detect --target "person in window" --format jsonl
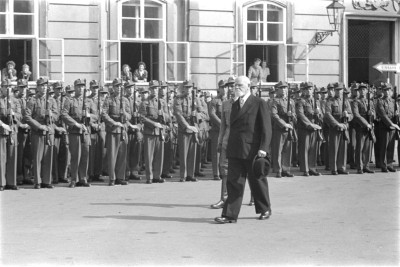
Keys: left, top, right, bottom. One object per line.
{"left": 133, "top": 62, "right": 148, "bottom": 83}
{"left": 20, "top": 64, "right": 32, "bottom": 81}
{"left": 247, "top": 58, "right": 261, "bottom": 83}
{"left": 260, "top": 60, "right": 270, "bottom": 82}
{"left": 2, "top": 61, "right": 17, "bottom": 82}
{"left": 121, "top": 64, "right": 133, "bottom": 82}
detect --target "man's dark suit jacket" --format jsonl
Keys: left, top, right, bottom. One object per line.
{"left": 226, "top": 94, "right": 272, "bottom": 161}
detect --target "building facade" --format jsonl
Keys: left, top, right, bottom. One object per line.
{"left": 0, "top": 0, "right": 399, "bottom": 90}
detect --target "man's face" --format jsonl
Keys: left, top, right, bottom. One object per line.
{"left": 36, "top": 84, "right": 47, "bottom": 95}
{"left": 125, "top": 86, "right": 133, "bottom": 96}
{"left": 18, "top": 87, "right": 27, "bottom": 98}
{"left": 113, "top": 84, "right": 122, "bottom": 96}
{"left": 91, "top": 87, "right": 99, "bottom": 97}
{"left": 360, "top": 88, "right": 367, "bottom": 97}
{"left": 327, "top": 88, "right": 334, "bottom": 97}
{"left": 160, "top": 87, "right": 167, "bottom": 96}
{"left": 251, "top": 87, "right": 258, "bottom": 96}
{"left": 142, "top": 91, "right": 149, "bottom": 100}
{"left": 234, "top": 77, "right": 250, "bottom": 97}
{"left": 75, "top": 85, "right": 85, "bottom": 96}
{"left": 277, "top": 87, "right": 288, "bottom": 98}
{"left": 334, "top": 89, "right": 343, "bottom": 98}
{"left": 150, "top": 87, "right": 159, "bottom": 97}
{"left": 303, "top": 87, "right": 313, "bottom": 98}
{"left": 54, "top": 88, "right": 62, "bottom": 98}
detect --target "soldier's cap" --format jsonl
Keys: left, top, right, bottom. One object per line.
{"left": 382, "top": 82, "right": 392, "bottom": 90}
{"left": 275, "top": 81, "right": 288, "bottom": 89}
{"left": 314, "top": 86, "right": 320, "bottom": 93}
{"left": 319, "top": 87, "right": 328, "bottom": 94}
{"left": 300, "top": 81, "right": 314, "bottom": 89}
{"left": 250, "top": 81, "right": 259, "bottom": 89}
{"left": 74, "top": 78, "right": 86, "bottom": 87}
{"left": 334, "top": 82, "right": 345, "bottom": 90}
{"left": 350, "top": 82, "right": 360, "bottom": 90}
{"left": 226, "top": 76, "right": 235, "bottom": 85}
{"left": 182, "top": 80, "right": 194, "bottom": 87}
{"left": 149, "top": 80, "right": 159, "bottom": 88}
{"left": 6, "top": 60, "right": 15, "bottom": 67}
{"left": 139, "top": 87, "right": 149, "bottom": 93}
{"left": 358, "top": 83, "right": 368, "bottom": 89}
{"left": 47, "top": 87, "right": 55, "bottom": 94}
{"left": 112, "top": 78, "right": 122, "bottom": 86}
{"left": 252, "top": 154, "right": 271, "bottom": 178}
{"left": 99, "top": 86, "right": 109, "bottom": 94}
{"left": 327, "top": 83, "right": 335, "bottom": 89}
{"left": 52, "top": 81, "right": 63, "bottom": 89}
{"left": 36, "top": 76, "right": 49, "bottom": 86}
{"left": 124, "top": 80, "right": 135, "bottom": 88}
{"left": 17, "top": 79, "right": 28, "bottom": 87}
{"left": 89, "top": 80, "right": 99, "bottom": 89}
{"left": 159, "top": 81, "right": 168, "bottom": 88}
{"left": 218, "top": 79, "right": 226, "bottom": 88}
{"left": 65, "top": 85, "right": 74, "bottom": 92}
{"left": 28, "top": 89, "right": 36, "bottom": 96}
{"left": 291, "top": 84, "right": 301, "bottom": 93}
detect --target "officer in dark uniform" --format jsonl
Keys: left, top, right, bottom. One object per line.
{"left": 296, "top": 82, "right": 322, "bottom": 176}
{"left": 173, "top": 80, "right": 199, "bottom": 182}
{"left": 52, "top": 81, "right": 69, "bottom": 184}
{"left": 324, "top": 82, "right": 353, "bottom": 175}
{"left": 25, "top": 77, "right": 58, "bottom": 189}
{"left": 102, "top": 78, "right": 131, "bottom": 185}
{"left": 140, "top": 80, "right": 170, "bottom": 183}
{"left": 62, "top": 79, "right": 95, "bottom": 187}
{"left": 376, "top": 83, "right": 400, "bottom": 172}
{"left": 351, "top": 83, "right": 375, "bottom": 174}
{"left": 0, "top": 79, "right": 22, "bottom": 190}
{"left": 270, "top": 81, "right": 296, "bottom": 178}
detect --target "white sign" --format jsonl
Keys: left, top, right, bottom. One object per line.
{"left": 372, "top": 62, "right": 400, "bottom": 73}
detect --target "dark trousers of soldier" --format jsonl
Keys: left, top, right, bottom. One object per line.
{"left": 144, "top": 134, "right": 164, "bottom": 180}
{"left": 298, "top": 129, "right": 318, "bottom": 173}
{"left": 218, "top": 148, "right": 228, "bottom": 201}
{"left": 355, "top": 127, "right": 372, "bottom": 170}
{"left": 127, "top": 133, "right": 142, "bottom": 176}
{"left": 378, "top": 125, "right": 395, "bottom": 170}
{"left": 89, "top": 131, "right": 106, "bottom": 177}
{"left": 31, "top": 133, "right": 53, "bottom": 184}
{"left": 195, "top": 143, "right": 202, "bottom": 174}
{"left": 291, "top": 133, "right": 298, "bottom": 167}
{"left": 209, "top": 131, "right": 220, "bottom": 177}
{"left": 0, "top": 134, "right": 18, "bottom": 186}
{"left": 17, "top": 130, "right": 29, "bottom": 181}
{"left": 106, "top": 133, "right": 127, "bottom": 181}
{"left": 162, "top": 140, "right": 173, "bottom": 175}
{"left": 374, "top": 123, "right": 381, "bottom": 168}
{"left": 52, "top": 134, "right": 69, "bottom": 182}
{"left": 328, "top": 128, "right": 347, "bottom": 172}
{"left": 322, "top": 123, "right": 330, "bottom": 169}
{"left": 348, "top": 124, "right": 357, "bottom": 168}
{"left": 271, "top": 129, "right": 292, "bottom": 173}
{"left": 223, "top": 158, "right": 271, "bottom": 220}
{"left": 178, "top": 131, "right": 196, "bottom": 179}
{"left": 69, "top": 134, "right": 90, "bottom": 183}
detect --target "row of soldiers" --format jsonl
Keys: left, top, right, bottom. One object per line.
{"left": 0, "top": 76, "right": 213, "bottom": 190}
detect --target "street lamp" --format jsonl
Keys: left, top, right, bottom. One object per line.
{"left": 314, "top": 0, "right": 345, "bottom": 44}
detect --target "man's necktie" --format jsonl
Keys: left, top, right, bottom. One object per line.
{"left": 239, "top": 97, "right": 244, "bottom": 108}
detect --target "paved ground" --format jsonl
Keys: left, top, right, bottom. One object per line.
{"left": 1, "top": 164, "right": 399, "bottom": 266}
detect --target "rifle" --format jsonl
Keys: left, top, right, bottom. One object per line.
{"left": 6, "top": 87, "right": 14, "bottom": 146}
{"left": 44, "top": 86, "right": 52, "bottom": 146}
{"left": 341, "top": 91, "right": 350, "bottom": 141}
{"left": 81, "top": 87, "right": 90, "bottom": 143}
{"left": 287, "top": 86, "right": 297, "bottom": 142}
{"left": 190, "top": 83, "right": 199, "bottom": 144}
{"left": 59, "top": 90, "right": 69, "bottom": 145}
{"left": 120, "top": 85, "right": 126, "bottom": 141}
{"left": 313, "top": 89, "right": 325, "bottom": 142}
{"left": 258, "top": 81, "right": 261, "bottom": 98}
{"left": 157, "top": 80, "right": 166, "bottom": 142}
{"left": 98, "top": 87, "right": 102, "bottom": 125}
{"left": 367, "top": 85, "right": 376, "bottom": 143}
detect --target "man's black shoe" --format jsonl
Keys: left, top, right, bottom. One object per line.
{"left": 282, "top": 171, "right": 294, "bottom": 177}
{"left": 41, "top": 183, "right": 54, "bottom": 189}
{"left": 161, "top": 173, "right": 172, "bottom": 179}
{"left": 0, "top": 186, "right": 3, "bottom": 191}
{"left": 276, "top": 172, "right": 282, "bottom": 178}
{"left": 210, "top": 200, "right": 225, "bottom": 209}
{"left": 58, "top": 178, "right": 69, "bottom": 183}
{"left": 109, "top": 180, "right": 115, "bottom": 186}
{"left": 303, "top": 172, "right": 309, "bottom": 177}
{"left": 115, "top": 179, "right": 128, "bottom": 185}
{"left": 23, "top": 179, "right": 34, "bottom": 185}
{"left": 76, "top": 181, "right": 91, "bottom": 187}
{"left": 258, "top": 210, "right": 271, "bottom": 220}
{"left": 146, "top": 180, "right": 152, "bottom": 184}
{"left": 152, "top": 178, "right": 165, "bottom": 183}
{"left": 357, "top": 169, "right": 363, "bottom": 174}
{"left": 331, "top": 171, "right": 338, "bottom": 175}
{"left": 130, "top": 174, "right": 141, "bottom": 180}
{"left": 363, "top": 168, "right": 374, "bottom": 174}
{"left": 4, "top": 185, "right": 19, "bottom": 190}
{"left": 214, "top": 217, "right": 237, "bottom": 224}
{"left": 186, "top": 176, "right": 198, "bottom": 182}
{"left": 309, "top": 170, "right": 321, "bottom": 176}
{"left": 69, "top": 181, "right": 76, "bottom": 188}
{"left": 381, "top": 168, "right": 388, "bottom": 173}
{"left": 194, "top": 172, "right": 205, "bottom": 177}
{"left": 213, "top": 175, "right": 221, "bottom": 180}
{"left": 387, "top": 166, "right": 397, "bottom": 172}
{"left": 337, "top": 170, "right": 349, "bottom": 175}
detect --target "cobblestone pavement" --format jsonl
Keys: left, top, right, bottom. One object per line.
{"left": 1, "top": 164, "right": 399, "bottom": 266}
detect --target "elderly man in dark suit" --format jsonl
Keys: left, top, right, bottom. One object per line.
{"left": 214, "top": 76, "right": 272, "bottom": 224}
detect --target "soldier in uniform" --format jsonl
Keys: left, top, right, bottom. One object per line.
{"left": 347, "top": 83, "right": 359, "bottom": 169}
{"left": 139, "top": 80, "right": 170, "bottom": 183}
{"left": 295, "top": 82, "right": 323, "bottom": 176}
{"left": 376, "top": 83, "right": 400, "bottom": 172}
{"left": 373, "top": 84, "right": 383, "bottom": 168}
{"left": 173, "top": 80, "right": 199, "bottom": 182}
{"left": 322, "top": 83, "right": 335, "bottom": 170}
{"left": 0, "top": 79, "right": 22, "bottom": 190}
{"left": 61, "top": 79, "right": 95, "bottom": 188}
{"left": 102, "top": 78, "right": 131, "bottom": 185}
{"left": 160, "top": 81, "right": 174, "bottom": 179}
{"left": 351, "top": 83, "right": 376, "bottom": 174}
{"left": 324, "top": 82, "right": 353, "bottom": 175}
{"left": 194, "top": 88, "right": 210, "bottom": 178}
{"left": 125, "top": 80, "right": 143, "bottom": 181}
{"left": 270, "top": 81, "right": 296, "bottom": 178}
{"left": 25, "top": 77, "right": 58, "bottom": 189}
{"left": 52, "top": 81, "right": 69, "bottom": 184}
{"left": 15, "top": 78, "right": 33, "bottom": 185}
{"left": 208, "top": 80, "right": 227, "bottom": 180}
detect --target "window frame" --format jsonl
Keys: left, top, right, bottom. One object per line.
{"left": 0, "top": 0, "right": 38, "bottom": 38}
{"left": 118, "top": 0, "right": 166, "bottom": 42}
{"left": 36, "top": 38, "right": 65, "bottom": 83}
{"left": 164, "top": 41, "right": 190, "bottom": 83}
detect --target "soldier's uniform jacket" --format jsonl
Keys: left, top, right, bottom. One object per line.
{"left": 139, "top": 95, "right": 170, "bottom": 136}
{"left": 61, "top": 95, "right": 97, "bottom": 134}
{"left": 324, "top": 97, "right": 353, "bottom": 129}
{"left": 0, "top": 95, "right": 22, "bottom": 140}
{"left": 127, "top": 94, "right": 142, "bottom": 134}
{"left": 197, "top": 96, "right": 210, "bottom": 143}
{"left": 209, "top": 97, "right": 225, "bottom": 132}
{"left": 88, "top": 95, "right": 105, "bottom": 132}
{"left": 376, "top": 96, "right": 398, "bottom": 129}
{"left": 351, "top": 97, "right": 376, "bottom": 129}
{"left": 16, "top": 96, "right": 31, "bottom": 133}
{"left": 271, "top": 97, "right": 297, "bottom": 130}
{"left": 54, "top": 95, "right": 67, "bottom": 134}
{"left": 102, "top": 94, "right": 131, "bottom": 134}
{"left": 173, "top": 94, "right": 198, "bottom": 133}
{"left": 217, "top": 98, "right": 235, "bottom": 150}
{"left": 25, "top": 94, "right": 58, "bottom": 135}
{"left": 295, "top": 97, "right": 322, "bottom": 130}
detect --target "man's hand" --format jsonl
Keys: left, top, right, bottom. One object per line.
{"left": 257, "top": 150, "right": 266, "bottom": 158}
{"left": 392, "top": 124, "right": 400, "bottom": 131}
{"left": 367, "top": 124, "right": 372, "bottom": 129}
{"left": 114, "top": 122, "right": 124, "bottom": 128}
{"left": 19, "top": 123, "right": 29, "bottom": 129}
{"left": 154, "top": 122, "right": 163, "bottom": 128}
{"left": 39, "top": 125, "right": 48, "bottom": 132}
{"left": 188, "top": 126, "right": 198, "bottom": 133}
{"left": 285, "top": 123, "right": 293, "bottom": 130}
{"left": 313, "top": 124, "right": 322, "bottom": 131}
{"left": 343, "top": 110, "right": 349, "bottom": 118}
{"left": 1, "top": 124, "right": 12, "bottom": 132}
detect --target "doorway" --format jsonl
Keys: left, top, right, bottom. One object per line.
{"left": 246, "top": 44, "right": 278, "bottom": 82}
{"left": 0, "top": 39, "right": 33, "bottom": 79}
{"left": 121, "top": 42, "right": 159, "bottom": 81}
{"left": 348, "top": 20, "right": 394, "bottom": 85}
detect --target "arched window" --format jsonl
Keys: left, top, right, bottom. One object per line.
{"left": 120, "top": 0, "right": 166, "bottom": 40}
{"left": 0, "top": 0, "right": 36, "bottom": 36}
